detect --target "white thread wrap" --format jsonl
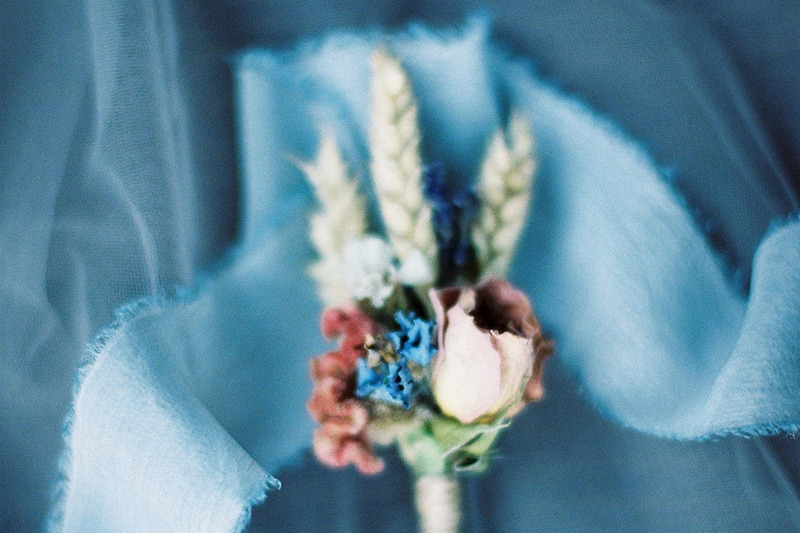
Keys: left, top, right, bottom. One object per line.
{"left": 414, "top": 475, "right": 461, "bottom": 533}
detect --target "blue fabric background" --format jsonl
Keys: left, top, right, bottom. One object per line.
{"left": 1, "top": 1, "right": 799, "bottom": 531}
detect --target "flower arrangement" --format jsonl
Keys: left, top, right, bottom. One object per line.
{"left": 303, "top": 49, "right": 552, "bottom": 533}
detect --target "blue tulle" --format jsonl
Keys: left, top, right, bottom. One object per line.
{"left": 3, "top": 5, "right": 797, "bottom": 532}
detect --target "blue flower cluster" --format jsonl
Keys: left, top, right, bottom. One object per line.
{"left": 422, "top": 163, "right": 479, "bottom": 278}
{"left": 387, "top": 312, "right": 437, "bottom": 366}
{"left": 356, "top": 312, "right": 437, "bottom": 409}
{"left": 355, "top": 358, "right": 416, "bottom": 409}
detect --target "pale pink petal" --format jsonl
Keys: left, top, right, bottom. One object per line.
{"left": 310, "top": 352, "right": 349, "bottom": 380}
{"left": 432, "top": 305, "right": 502, "bottom": 424}
{"left": 320, "top": 401, "right": 369, "bottom": 436}
{"left": 321, "top": 418, "right": 359, "bottom": 437}
{"left": 429, "top": 286, "right": 466, "bottom": 376}
{"left": 342, "top": 400, "right": 370, "bottom": 433}
{"left": 524, "top": 338, "right": 553, "bottom": 402}
{"left": 320, "top": 308, "right": 347, "bottom": 338}
{"left": 312, "top": 430, "right": 384, "bottom": 475}
{"left": 310, "top": 309, "right": 384, "bottom": 475}
{"left": 320, "top": 307, "right": 379, "bottom": 366}
{"left": 486, "top": 332, "right": 533, "bottom": 416}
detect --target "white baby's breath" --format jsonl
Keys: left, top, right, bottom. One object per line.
{"left": 396, "top": 249, "right": 434, "bottom": 287}
{"left": 472, "top": 111, "right": 537, "bottom": 278}
{"left": 343, "top": 236, "right": 396, "bottom": 308}
{"left": 300, "top": 130, "right": 368, "bottom": 306}
{"left": 369, "top": 49, "right": 437, "bottom": 279}
{"left": 341, "top": 235, "right": 435, "bottom": 308}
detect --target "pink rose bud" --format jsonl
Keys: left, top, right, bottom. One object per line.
{"left": 430, "top": 279, "right": 551, "bottom": 424}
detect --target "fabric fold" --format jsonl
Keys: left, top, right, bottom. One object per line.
{"left": 497, "top": 54, "right": 800, "bottom": 437}
{"left": 51, "top": 15, "right": 800, "bottom": 532}
{"left": 53, "top": 299, "right": 279, "bottom": 532}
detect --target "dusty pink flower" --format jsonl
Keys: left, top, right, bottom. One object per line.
{"left": 320, "top": 307, "right": 379, "bottom": 366}
{"left": 430, "top": 279, "right": 552, "bottom": 424}
{"left": 312, "top": 429, "right": 385, "bottom": 475}
{"left": 307, "top": 308, "right": 384, "bottom": 475}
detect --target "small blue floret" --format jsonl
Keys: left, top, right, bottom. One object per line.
{"left": 354, "top": 312, "right": 437, "bottom": 409}
{"left": 388, "top": 311, "right": 437, "bottom": 366}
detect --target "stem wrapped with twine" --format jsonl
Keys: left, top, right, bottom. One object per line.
{"left": 415, "top": 475, "right": 461, "bottom": 533}
{"left": 396, "top": 425, "right": 463, "bottom": 533}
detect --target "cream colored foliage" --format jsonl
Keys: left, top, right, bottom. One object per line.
{"left": 369, "top": 49, "right": 437, "bottom": 277}
{"left": 473, "top": 111, "right": 537, "bottom": 278}
{"left": 299, "top": 130, "right": 368, "bottom": 306}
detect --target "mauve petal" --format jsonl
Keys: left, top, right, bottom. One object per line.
{"left": 475, "top": 278, "right": 538, "bottom": 337}
{"left": 525, "top": 337, "right": 553, "bottom": 402}
{"left": 524, "top": 377, "right": 544, "bottom": 402}
{"left": 433, "top": 305, "right": 502, "bottom": 423}
{"left": 475, "top": 279, "right": 553, "bottom": 408}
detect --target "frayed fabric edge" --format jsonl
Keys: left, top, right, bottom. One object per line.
{"left": 235, "top": 473, "right": 283, "bottom": 533}
{"left": 46, "top": 16, "right": 800, "bottom": 530}
{"left": 47, "top": 296, "right": 168, "bottom": 532}
{"left": 489, "top": 45, "right": 756, "bottom": 295}
{"left": 488, "top": 47, "right": 800, "bottom": 442}
{"left": 46, "top": 235, "right": 287, "bottom": 532}
{"left": 233, "top": 13, "right": 491, "bottom": 71}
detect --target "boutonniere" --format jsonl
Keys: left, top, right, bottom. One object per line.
{"left": 303, "top": 49, "right": 552, "bottom": 533}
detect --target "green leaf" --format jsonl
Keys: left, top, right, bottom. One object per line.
{"left": 397, "top": 424, "right": 448, "bottom": 477}
{"left": 429, "top": 415, "right": 508, "bottom": 458}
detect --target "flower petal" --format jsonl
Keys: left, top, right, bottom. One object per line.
{"left": 474, "top": 278, "right": 537, "bottom": 336}
{"left": 432, "top": 305, "right": 502, "bottom": 423}
{"left": 429, "top": 286, "right": 466, "bottom": 375}
{"left": 486, "top": 332, "right": 533, "bottom": 417}
{"left": 397, "top": 248, "right": 434, "bottom": 286}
